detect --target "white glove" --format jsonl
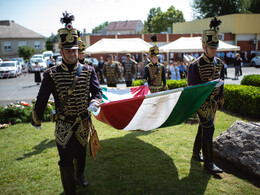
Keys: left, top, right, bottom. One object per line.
{"left": 88, "top": 102, "right": 99, "bottom": 112}
{"left": 144, "top": 82, "right": 148, "bottom": 86}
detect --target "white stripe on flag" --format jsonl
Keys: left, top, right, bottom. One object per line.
{"left": 124, "top": 91, "right": 182, "bottom": 131}
{"left": 104, "top": 88, "right": 133, "bottom": 101}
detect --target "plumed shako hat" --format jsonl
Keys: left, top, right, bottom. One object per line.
{"left": 149, "top": 34, "right": 159, "bottom": 57}
{"left": 201, "top": 17, "right": 222, "bottom": 48}
{"left": 58, "top": 11, "right": 78, "bottom": 49}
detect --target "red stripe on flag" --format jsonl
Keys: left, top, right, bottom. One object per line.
{"left": 95, "top": 96, "right": 145, "bottom": 129}
{"left": 130, "top": 85, "right": 150, "bottom": 97}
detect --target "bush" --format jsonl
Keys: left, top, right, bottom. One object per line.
{"left": 167, "top": 79, "right": 187, "bottom": 89}
{"left": 0, "top": 100, "right": 55, "bottom": 125}
{"left": 241, "top": 74, "right": 260, "bottom": 87}
{"left": 132, "top": 79, "right": 144, "bottom": 86}
{"left": 223, "top": 84, "right": 260, "bottom": 119}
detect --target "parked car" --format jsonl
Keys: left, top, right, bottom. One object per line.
{"left": 56, "top": 56, "right": 62, "bottom": 65}
{"left": 85, "top": 57, "right": 98, "bottom": 66}
{"left": 12, "top": 57, "right": 25, "bottom": 69}
{"left": 28, "top": 58, "right": 47, "bottom": 72}
{"left": 0, "top": 61, "right": 21, "bottom": 78}
{"left": 32, "top": 54, "right": 44, "bottom": 61}
{"left": 43, "top": 51, "right": 53, "bottom": 62}
{"left": 251, "top": 56, "right": 260, "bottom": 67}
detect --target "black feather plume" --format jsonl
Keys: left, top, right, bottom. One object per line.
{"left": 150, "top": 34, "right": 157, "bottom": 42}
{"left": 60, "top": 11, "right": 75, "bottom": 25}
{"left": 77, "top": 30, "right": 82, "bottom": 37}
{"left": 209, "top": 17, "right": 221, "bottom": 29}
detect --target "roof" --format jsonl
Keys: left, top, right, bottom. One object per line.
{"left": 106, "top": 20, "right": 142, "bottom": 31}
{"left": 0, "top": 20, "right": 45, "bottom": 39}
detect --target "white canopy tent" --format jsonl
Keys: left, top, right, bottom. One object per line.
{"left": 84, "top": 38, "right": 153, "bottom": 54}
{"left": 160, "top": 37, "right": 240, "bottom": 53}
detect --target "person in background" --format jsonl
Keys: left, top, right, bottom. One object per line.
{"left": 187, "top": 17, "right": 224, "bottom": 174}
{"left": 143, "top": 35, "right": 167, "bottom": 93}
{"left": 47, "top": 56, "right": 55, "bottom": 68}
{"left": 170, "top": 62, "right": 180, "bottom": 80}
{"left": 179, "top": 62, "right": 187, "bottom": 79}
{"left": 223, "top": 60, "right": 228, "bottom": 78}
{"left": 98, "top": 56, "right": 105, "bottom": 84}
{"left": 142, "top": 53, "right": 150, "bottom": 77}
{"left": 103, "top": 54, "right": 121, "bottom": 87}
{"left": 123, "top": 53, "right": 137, "bottom": 87}
{"left": 31, "top": 12, "right": 102, "bottom": 194}
{"left": 234, "top": 53, "right": 242, "bottom": 79}
{"left": 34, "top": 61, "right": 41, "bottom": 85}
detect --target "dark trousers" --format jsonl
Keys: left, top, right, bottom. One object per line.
{"left": 126, "top": 81, "right": 132, "bottom": 87}
{"left": 57, "top": 133, "right": 86, "bottom": 168}
{"left": 193, "top": 111, "right": 215, "bottom": 164}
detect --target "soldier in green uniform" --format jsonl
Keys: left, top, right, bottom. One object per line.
{"left": 187, "top": 17, "right": 224, "bottom": 173}
{"left": 143, "top": 35, "right": 167, "bottom": 93}
{"left": 31, "top": 12, "right": 102, "bottom": 194}
{"left": 103, "top": 54, "right": 121, "bottom": 87}
{"left": 123, "top": 53, "right": 137, "bottom": 87}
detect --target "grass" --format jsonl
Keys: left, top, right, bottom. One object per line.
{"left": 0, "top": 110, "right": 259, "bottom": 194}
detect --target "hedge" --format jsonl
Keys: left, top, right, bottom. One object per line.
{"left": 223, "top": 84, "right": 260, "bottom": 119}
{"left": 241, "top": 74, "right": 260, "bottom": 87}
{"left": 132, "top": 79, "right": 187, "bottom": 89}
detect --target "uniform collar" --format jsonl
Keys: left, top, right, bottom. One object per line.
{"left": 61, "top": 60, "right": 78, "bottom": 72}
{"left": 202, "top": 53, "right": 214, "bottom": 63}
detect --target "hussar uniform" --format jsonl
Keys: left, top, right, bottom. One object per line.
{"left": 123, "top": 53, "right": 137, "bottom": 87}
{"left": 103, "top": 54, "right": 121, "bottom": 87}
{"left": 187, "top": 17, "right": 224, "bottom": 173}
{"left": 31, "top": 11, "right": 102, "bottom": 194}
{"left": 143, "top": 35, "right": 167, "bottom": 93}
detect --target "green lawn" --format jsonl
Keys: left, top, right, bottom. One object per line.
{"left": 0, "top": 110, "right": 259, "bottom": 194}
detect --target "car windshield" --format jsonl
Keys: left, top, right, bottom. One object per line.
{"left": 43, "top": 53, "right": 52, "bottom": 58}
{"left": 0, "top": 62, "right": 15, "bottom": 67}
{"left": 13, "top": 58, "right": 23, "bottom": 62}
{"left": 32, "top": 55, "right": 42, "bottom": 59}
{"left": 31, "top": 59, "right": 44, "bottom": 63}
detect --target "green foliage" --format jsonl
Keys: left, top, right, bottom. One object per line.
{"left": 92, "top": 21, "right": 109, "bottom": 34}
{"left": 0, "top": 101, "right": 55, "bottom": 125}
{"left": 241, "top": 74, "right": 260, "bottom": 87}
{"left": 223, "top": 84, "right": 260, "bottom": 119}
{"left": 132, "top": 79, "right": 144, "bottom": 86}
{"left": 167, "top": 79, "right": 187, "bottom": 89}
{"left": 45, "top": 43, "right": 53, "bottom": 51}
{"left": 18, "top": 46, "right": 35, "bottom": 61}
{"left": 144, "top": 6, "right": 185, "bottom": 33}
{"left": 191, "top": 0, "right": 252, "bottom": 19}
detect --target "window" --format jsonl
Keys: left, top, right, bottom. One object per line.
{"left": 34, "top": 41, "right": 40, "bottom": 49}
{"left": 4, "top": 42, "right": 12, "bottom": 50}
{"left": 18, "top": 41, "right": 27, "bottom": 47}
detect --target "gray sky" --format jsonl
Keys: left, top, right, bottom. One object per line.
{"left": 0, "top": 0, "right": 193, "bottom": 37}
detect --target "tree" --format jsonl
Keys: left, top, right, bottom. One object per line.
{"left": 18, "top": 46, "right": 35, "bottom": 61}
{"left": 92, "top": 21, "right": 109, "bottom": 34}
{"left": 144, "top": 6, "right": 185, "bottom": 33}
{"left": 249, "top": 0, "right": 260, "bottom": 13}
{"left": 191, "top": 0, "right": 253, "bottom": 19}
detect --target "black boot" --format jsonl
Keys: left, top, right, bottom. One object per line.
{"left": 202, "top": 141, "right": 223, "bottom": 173}
{"left": 60, "top": 166, "right": 76, "bottom": 195}
{"left": 192, "top": 126, "right": 204, "bottom": 162}
{"left": 75, "top": 153, "right": 88, "bottom": 187}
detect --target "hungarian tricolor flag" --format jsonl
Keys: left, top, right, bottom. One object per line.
{"left": 94, "top": 81, "right": 222, "bottom": 131}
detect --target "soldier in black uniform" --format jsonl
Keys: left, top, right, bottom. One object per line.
{"left": 31, "top": 11, "right": 102, "bottom": 194}
{"left": 143, "top": 35, "right": 167, "bottom": 93}
{"left": 187, "top": 17, "right": 224, "bottom": 173}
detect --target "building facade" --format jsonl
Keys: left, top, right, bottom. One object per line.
{"left": 0, "top": 20, "right": 45, "bottom": 59}
{"left": 106, "top": 20, "right": 144, "bottom": 35}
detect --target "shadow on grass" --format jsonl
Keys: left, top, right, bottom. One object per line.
{"left": 16, "top": 139, "right": 56, "bottom": 161}
{"left": 77, "top": 131, "right": 211, "bottom": 194}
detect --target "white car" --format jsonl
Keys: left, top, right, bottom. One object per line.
{"left": 28, "top": 58, "right": 47, "bottom": 72}
{"left": 32, "top": 54, "right": 44, "bottom": 61}
{"left": 0, "top": 61, "right": 21, "bottom": 78}
{"left": 43, "top": 51, "right": 53, "bottom": 62}
{"left": 251, "top": 56, "right": 260, "bottom": 67}
{"left": 56, "top": 56, "right": 62, "bottom": 65}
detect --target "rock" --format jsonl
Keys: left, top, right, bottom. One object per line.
{"left": 213, "top": 120, "right": 260, "bottom": 177}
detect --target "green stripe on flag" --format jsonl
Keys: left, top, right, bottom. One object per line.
{"left": 101, "top": 87, "right": 108, "bottom": 103}
{"left": 160, "top": 81, "right": 217, "bottom": 127}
